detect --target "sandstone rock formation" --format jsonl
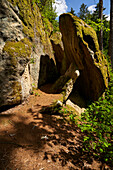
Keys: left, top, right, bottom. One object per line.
{"left": 52, "top": 13, "right": 109, "bottom": 105}
{"left": 0, "top": 0, "right": 57, "bottom": 108}
{"left": 50, "top": 32, "right": 66, "bottom": 75}
{"left": 0, "top": 0, "right": 109, "bottom": 110}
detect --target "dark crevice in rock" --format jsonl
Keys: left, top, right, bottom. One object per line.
{"left": 0, "top": 9, "right": 6, "bottom": 16}
{"left": 3, "top": 36, "right": 8, "bottom": 42}
{"left": 12, "top": 15, "right": 18, "bottom": 22}
{"left": 28, "top": 64, "right": 30, "bottom": 74}
{"left": 15, "top": 5, "right": 27, "bottom": 26}
{"left": 94, "top": 54, "right": 99, "bottom": 63}
{"left": 9, "top": 2, "right": 19, "bottom": 16}
{"left": 82, "top": 31, "right": 96, "bottom": 52}
{"left": 29, "top": 37, "right": 33, "bottom": 42}
{"left": 19, "top": 16, "right": 27, "bottom": 26}
{"left": 19, "top": 70, "right": 24, "bottom": 76}
{"left": 38, "top": 55, "right": 58, "bottom": 87}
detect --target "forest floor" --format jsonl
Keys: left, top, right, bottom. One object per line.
{"left": 0, "top": 84, "right": 111, "bottom": 170}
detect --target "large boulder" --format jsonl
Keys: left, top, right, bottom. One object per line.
{"left": 52, "top": 13, "right": 109, "bottom": 105}
{"left": 0, "top": 0, "right": 57, "bottom": 108}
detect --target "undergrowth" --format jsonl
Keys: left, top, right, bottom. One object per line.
{"left": 41, "top": 63, "right": 113, "bottom": 167}
{"left": 69, "top": 66, "right": 113, "bottom": 166}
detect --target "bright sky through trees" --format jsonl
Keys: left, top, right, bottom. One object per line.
{"left": 54, "top": 0, "right": 110, "bottom": 19}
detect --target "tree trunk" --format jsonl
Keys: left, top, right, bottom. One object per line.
{"left": 109, "top": 0, "right": 113, "bottom": 68}
{"left": 99, "top": 0, "right": 103, "bottom": 51}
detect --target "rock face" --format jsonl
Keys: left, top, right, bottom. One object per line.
{"left": 52, "top": 13, "right": 109, "bottom": 105}
{"left": 0, "top": 2, "right": 109, "bottom": 109}
{"left": 0, "top": 0, "right": 57, "bottom": 108}
{"left": 50, "top": 32, "right": 66, "bottom": 75}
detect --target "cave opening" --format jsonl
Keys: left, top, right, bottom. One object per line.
{"left": 38, "top": 54, "right": 59, "bottom": 88}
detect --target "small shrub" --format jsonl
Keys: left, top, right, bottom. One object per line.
{"left": 30, "top": 58, "right": 35, "bottom": 64}
{"left": 35, "top": 92, "right": 40, "bottom": 96}
{"left": 69, "top": 66, "right": 113, "bottom": 166}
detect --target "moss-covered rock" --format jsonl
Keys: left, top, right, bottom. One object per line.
{"left": 6, "top": 0, "right": 54, "bottom": 58}
{"left": 10, "top": 81, "right": 22, "bottom": 105}
{"left": 0, "top": 38, "right": 32, "bottom": 107}
{"left": 55, "top": 13, "right": 109, "bottom": 104}
{"left": 3, "top": 38, "right": 32, "bottom": 66}
{"left": 0, "top": 0, "right": 56, "bottom": 108}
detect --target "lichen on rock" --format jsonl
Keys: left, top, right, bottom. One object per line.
{"left": 52, "top": 13, "right": 109, "bottom": 105}
{"left": 0, "top": 0, "right": 109, "bottom": 109}
{"left": 0, "top": 0, "right": 57, "bottom": 108}
{"left": 10, "top": 81, "right": 22, "bottom": 105}
{"left": 3, "top": 38, "right": 32, "bottom": 65}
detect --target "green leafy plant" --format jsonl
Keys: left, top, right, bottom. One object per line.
{"left": 35, "top": 92, "right": 40, "bottom": 96}
{"left": 30, "top": 58, "right": 35, "bottom": 64}
{"left": 69, "top": 64, "right": 113, "bottom": 166}
{"left": 77, "top": 3, "right": 110, "bottom": 51}
{"left": 32, "top": 0, "right": 59, "bottom": 32}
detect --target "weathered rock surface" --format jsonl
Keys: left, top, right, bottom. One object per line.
{"left": 50, "top": 32, "right": 66, "bottom": 75}
{"left": 0, "top": 1, "right": 109, "bottom": 110}
{"left": 0, "top": 0, "right": 57, "bottom": 108}
{"left": 52, "top": 63, "right": 80, "bottom": 103}
{"left": 52, "top": 13, "right": 109, "bottom": 105}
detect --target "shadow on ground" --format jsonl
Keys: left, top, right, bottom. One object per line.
{"left": 0, "top": 103, "right": 111, "bottom": 169}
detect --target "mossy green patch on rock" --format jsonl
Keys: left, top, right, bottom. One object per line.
{"left": 94, "top": 52, "right": 109, "bottom": 87}
{"left": 0, "top": 0, "right": 57, "bottom": 109}
{"left": 3, "top": 38, "right": 32, "bottom": 65}
{"left": 61, "top": 13, "right": 99, "bottom": 52}
{"left": 7, "top": 0, "right": 36, "bottom": 39}
{"left": 10, "top": 81, "right": 22, "bottom": 105}
{"left": 7, "top": 0, "right": 54, "bottom": 59}
{"left": 51, "top": 32, "right": 63, "bottom": 45}
{"left": 42, "top": 17, "right": 53, "bottom": 36}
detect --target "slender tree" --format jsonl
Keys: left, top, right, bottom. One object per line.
{"left": 99, "top": 0, "right": 103, "bottom": 51}
{"left": 91, "top": 3, "right": 109, "bottom": 52}
{"left": 77, "top": 3, "right": 91, "bottom": 21}
{"left": 109, "top": 0, "right": 113, "bottom": 68}
{"left": 69, "top": 7, "right": 76, "bottom": 16}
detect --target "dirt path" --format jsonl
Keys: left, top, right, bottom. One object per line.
{"left": 0, "top": 86, "right": 111, "bottom": 170}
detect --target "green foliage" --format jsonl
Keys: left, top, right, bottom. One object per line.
{"left": 70, "top": 64, "right": 113, "bottom": 165}
{"left": 86, "top": 18, "right": 110, "bottom": 51}
{"left": 77, "top": 3, "right": 110, "bottom": 52}
{"left": 77, "top": 3, "right": 91, "bottom": 21}
{"left": 30, "top": 58, "right": 35, "bottom": 64}
{"left": 32, "top": 0, "right": 59, "bottom": 32}
{"left": 86, "top": 18, "right": 109, "bottom": 32}
{"left": 86, "top": 3, "right": 110, "bottom": 51}
{"left": 69, "top": 7, "right": 76, "bottom": 16}
{"left": 35, "top": 92, "right": 40, "bottom": 96}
